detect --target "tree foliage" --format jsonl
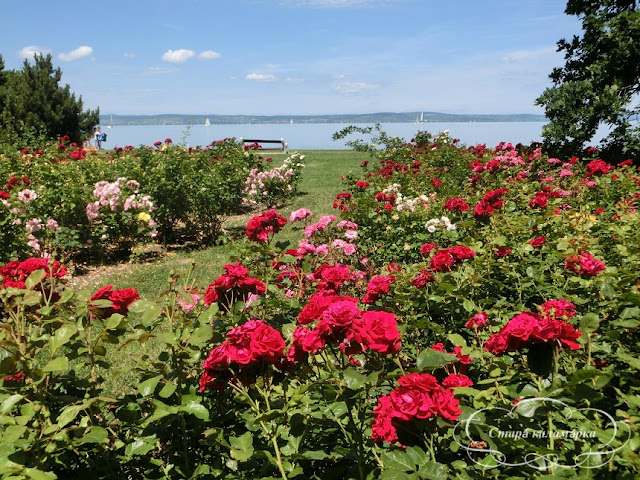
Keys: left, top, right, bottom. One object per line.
{"left": 0, "top": 53, "right": 99, "bottom": 144}
{"left": 536, "top": 0, "right": 640, "bottom": 161}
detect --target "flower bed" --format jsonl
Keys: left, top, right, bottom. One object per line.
{"left": 0, "top": 130, "right": 639, "bottom": 479}
{"left": 0, "top": 137, "right": 305, "bottom": 263}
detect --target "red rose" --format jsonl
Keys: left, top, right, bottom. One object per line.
{"left": 249, "top": 321, "right": 286, "bottom": 364}
{"left": 473, "top": 188, "right": 507, "bottom": 218}
{"left": 397, "top": 372, "right": 440, "bottom": 391}
{"left": 540, "top": 299, "right": 576, "bottom": 319}
{"left": 453, "top": 346, "right": 471, "bottom": 365}
{"left": 322, "top": 300, "right": 362, "bottom": 329}
{"left": 565, "top": 252, "right": 606, "bottom": 276}
{"left": 362, "top": 275, "right": 396, "bottom": 304}
{"left": 90, "top": 285, "right": 113, "bottom": 301}
{"left": 443, "top": 197, "right": 469, "bottom": 212}
{"left": 350, "top": 310, "right": 401, "bottom": 355}
{"left": 298, "top": 293, "right": 336, "bottom": 324}
{"left": 529, "top": 235, "right": 546, "bottom": 248}
{"left": 447, "top": 245, "right": 476, "bottom": 261}
{"left": 298, "top": 327, "right": 326, "bottom": 353}
{"left": 18, "top": 258, "right": 67, "bottom": 278}
{"left": 466, "top": 312, "right": 489, "bottom": 330}
{"left": 534, "top": 317, "right": 582, "bottom": 349}
{"left": 485, "top": 333, "right": 509, "bottom": 355}
{"left": 246, "top": 209, "right": 287, "bottom": 243}
{"left": 529, "top": 192, "right": 548, "bottom": 209}
{"left": 420, "top": 243, "right": 438, "bottom": 255}
{"left": 371, "top": 396, "right": 399, "bottom": 444}
{"left": 501, "top": 312, "right": 538, "bottom": 342}
{"left": 109, "top": 288, "right": 140, "bottom": 312}
{"left": 586, "top": 159, "right": 613, "bottom": 176}
{"left": 432, "top": 387, "right": 462, "bottom": 421}
{"left": 225, "top": 263, "right": 249, "bottom": 279}
{"left": 410, "top": 270, "right": 434, "bottom": 288}
{"left": 442, "top": 374, "right": 473, "bottom": 388}
{"left": 430, "top": 250, "right": 456, "bottom": 272}
{"left": 389, "top": 386, "right": 433, "bottom": 420}
{"left": 495, "top": 246, "right": 512, "bottom": 257}
{"left": 202, "top": 343, "right": 231, "bottom": 370}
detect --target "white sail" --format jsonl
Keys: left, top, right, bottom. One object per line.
{"left": 204, "top": 118, "right": 211, "bottom": 126}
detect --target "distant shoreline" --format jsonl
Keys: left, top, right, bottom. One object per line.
{"left": 100, "top": 112, "right": 546, "bottom": 127}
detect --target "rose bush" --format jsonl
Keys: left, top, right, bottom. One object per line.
{"left": 1, "top": 128, "right": 639, "bottom": 478}
{"left": 0, "top": 137, "right": 304, "bottom": 263}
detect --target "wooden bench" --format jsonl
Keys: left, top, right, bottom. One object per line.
{"left": 240, "top": 138, "right": 288, "bottom": 154}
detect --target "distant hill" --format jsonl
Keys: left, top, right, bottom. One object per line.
{"left": 100, "top": 112, "right": 546, "bottom": 126}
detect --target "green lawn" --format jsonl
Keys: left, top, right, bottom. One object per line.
{"left": 71, "top": 149, "right": 369, "bottom": 299}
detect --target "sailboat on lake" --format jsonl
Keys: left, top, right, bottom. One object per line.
{"left": 415, "top": 111, "right": 424, "bottom": 125}
{"left": 204, "top": 118, "right": 211, "bottom": 126}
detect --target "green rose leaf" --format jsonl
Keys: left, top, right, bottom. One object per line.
{"left": 1, "top": 394, "right": 23, "bottom": 414}
{"left": 125, "top": 436, "right": 157, "bottom": 457}
{"left": 106, "top": 313, "right": 125, "bottom": 330}
{"left": 416, "top": 349, "right": 458, "bottom": 370}
{"left": 197, "top": 304, "right": 219, "bottom": 325}
{"left": 579, "top": 313, "right": 600, "bottom": 333}
{"left": 138, "top": 375, "right": 162, "bottom": 397}
{"left": 3, "top": 425, "right": 27, "bottom": 443}
{"left": 25, "top": 269, "right": 47, "bottom": 290}
{"left": 382, "top": 450, "right": 415, "bottom": 472}
{"left": 23, "top": 468, "right": 57, "bottom": 480}
{"left": 343, "top": 367, "right": 367, "bottom": 390}
{"left": 182, "top": 400, "right": 210, "bottom": 421}
{"left": 229, "top": 432, "right": 254, "bottom": 462}
{"left": 50, "top": 324, "right": 78, "bottom": 356}
{"left": 189, "top": 324, "right": 213, "bottom": 347}
{"left": 57, "top": 405, "right": 84, "bottom": 428}
{"left": 43, "top": 356, "right": 69, "bottom": 372}
{"left": 158, "top": 382, "right": 177, "bottom": 398}
{"left": 77, "top": 426, "right": 109, "bottom": 444}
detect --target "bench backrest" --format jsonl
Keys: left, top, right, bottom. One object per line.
{"left": 240, "top": 138, "right": 288, "bottom": 153}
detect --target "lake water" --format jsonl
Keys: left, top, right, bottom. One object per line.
{"left": 101, "top": 122, "right": 554, "bottom": 150}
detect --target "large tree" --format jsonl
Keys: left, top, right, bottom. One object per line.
{"left": 536, "top": 0, "right": 640, "bottom": 161}
{"left": 0, "top": 54, "right": 99, "bottom": 144}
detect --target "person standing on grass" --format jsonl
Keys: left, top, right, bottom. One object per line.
{"left": 94, "top": 126, "right": 104, "bottom": 149}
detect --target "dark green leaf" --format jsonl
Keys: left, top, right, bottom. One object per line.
{"left": 416, "top": 349, "right": 458, "bottom": 370}
{"left": 43, "top": 356, "right": 69, "bottom": 372}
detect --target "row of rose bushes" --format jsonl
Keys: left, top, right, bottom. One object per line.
{"left": 1, "top": 130, "right": 639, "bottom": 478}
{"left": 0, "top": 137, "right": 304, "bottom": 264}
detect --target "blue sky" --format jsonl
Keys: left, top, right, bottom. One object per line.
{"left": 0, "top": 0, "right": 581, "bottom": 116}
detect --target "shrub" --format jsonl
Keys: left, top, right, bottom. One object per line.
{"left": 1, "top": 128, "right": 639, "bottom": 479}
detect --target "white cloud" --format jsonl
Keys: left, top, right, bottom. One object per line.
{"left": 198, "top": 50, "right": 222, "bottom": 60}
{"left": 246, "top": 73, "right": 278, "bottom": 82}
{"left": 124, "top": 52, "right": 136, "bottom": 59}
{"left": 19, "top": 45, "right": 51, "bottom": 59}
{"left": 285, "top": 77, "right": 305, "bottom": 83}
{"left": 143, "top": 66, "right": 179, "bottom": 75}
{"left": 161, "top": 49, "right": 195, "bottom": 64}
{"left": 332, "top": 81, "right": 379, "bottom": 94}
{"left": 58, "top": 46, "right": 93, "bottom": 62}
{"left": 501, "top": 46, "right": 556, "bottom": 64}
